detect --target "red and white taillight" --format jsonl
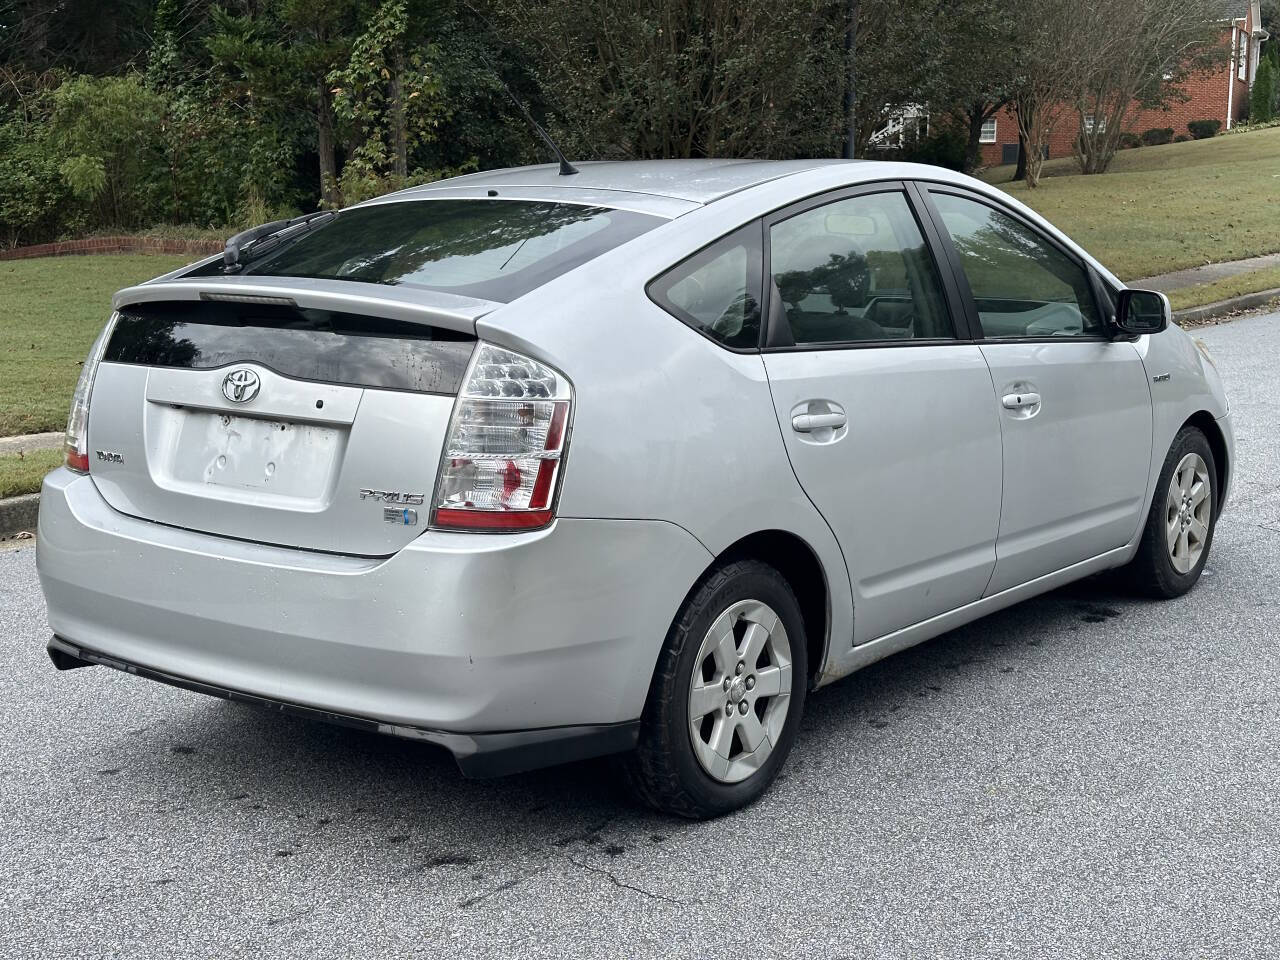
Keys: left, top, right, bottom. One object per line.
{"left": 64, "top": 313, "right": 118, "bottom": 473}
{"left": 431, "top": 343, "right": 572, "bottom": 532}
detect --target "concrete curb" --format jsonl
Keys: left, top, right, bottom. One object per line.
{"left": 0, "top": 493, "right": 39, "bottom": 542}
{"left": 1174, "top": 288, "right": 1280, "bottom": 326}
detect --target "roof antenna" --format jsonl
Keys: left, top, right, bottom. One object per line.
{"left": 480, "top": 55, "right": 578, "bottom": 176}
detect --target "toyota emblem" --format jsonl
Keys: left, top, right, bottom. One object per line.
{"left": 222, "top": 368, "right": 261, "bottom": 403}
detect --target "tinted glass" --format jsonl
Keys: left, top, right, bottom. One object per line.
{"left": 106, "top": 301, "right": 474, "bottom": 394}
{"left": 769, "top": 191, "right": 953, "bottom": 344}
{"left": 648, "top": 225, "right": 762, "bottom": 349}
{"left": 200, "top": 200, "right": 662, "bottom": 303}
{"left": 931, "top": 192, "right": 1102, "bottom": 338}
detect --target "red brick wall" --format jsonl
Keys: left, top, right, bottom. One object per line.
{"left": 979, "top": 22, "right": 1246, "bottom": 166}
{"left": 0, "top": 235, "right": 222, "bottom": 261}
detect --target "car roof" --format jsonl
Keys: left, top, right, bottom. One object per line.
{"left": 393, "top": 158, "right": 866, "bottom": 205}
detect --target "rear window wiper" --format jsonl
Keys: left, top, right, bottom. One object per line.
{"left": 222, "top": 210, "right": 338, "bottom": 273}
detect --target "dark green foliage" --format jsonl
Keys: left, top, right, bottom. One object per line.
{"left": 0, "top": 118, "right": 67, "bottom": 247}
{"left": 1174, "top": 134, "right": 1191, "bottom": 142}
{"left": 1250, "top": 56, "right": 1276, "bottom": 124}
{"left": 1187, "top": 119, "right": 1222, "bottom": 139}
{"left": 1118, "top": 132, "right": 1143, "bottom": 149}
{"left": 486, "top": 0, "right": 850, "bottom": 160}
{"left": 898, "top": 125, "right": 969, "bottom": 170}
{"left": 0, "top": 0, "right": 1252, "bottom": 239}
{"left": 1141, "top": 127, "right": 1174, "bottom": 145}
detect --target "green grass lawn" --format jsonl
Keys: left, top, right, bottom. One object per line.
{"left": 984, "top": 127, "right": 1280, "bottom": 281}
{"left": 0, "top": 254, "right": 192, "bottom": 436}
{"left": 0, "top": 448, "right": 63, "bottom": 498}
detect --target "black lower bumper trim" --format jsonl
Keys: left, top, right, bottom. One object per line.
{"left": 47, "top": 636, "right": 639, "bottom": 778}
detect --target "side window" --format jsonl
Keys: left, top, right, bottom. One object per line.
{"left": 768, "top": 191, "right": 953, "bottom": 345}
{"left": 648, "top": 224, "right": 762, "bottom": 349}
{"left": 931, "top": 192, "right": 1102, "bottom": 339}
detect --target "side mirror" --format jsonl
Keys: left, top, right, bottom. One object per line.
{"left": 1114, "top": 288, "right": 1170, "bottom": 337}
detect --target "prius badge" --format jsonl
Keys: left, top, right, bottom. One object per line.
{"left": 222, "top": 368, "right": 261, "bottom": 403}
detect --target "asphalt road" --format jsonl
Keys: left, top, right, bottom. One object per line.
{"left": 3, "top": 312, "right": 1279, "bottom": 960}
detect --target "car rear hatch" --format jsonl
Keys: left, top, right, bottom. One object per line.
{"left": 88, "top": 278, "right": 487, "bottom": 556}
{"left": 84, "top": 197, "right": 667, "bottom": 555}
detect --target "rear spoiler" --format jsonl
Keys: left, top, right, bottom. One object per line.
{"left": 112, "top": 277, "right": 499, "bottom": 337}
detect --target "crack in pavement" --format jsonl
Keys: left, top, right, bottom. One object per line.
{"left": 457, "top": 867, "right": 548, "bottom": 909}
{"left": 562, "top": 854, "right": 685, "bottom": 906}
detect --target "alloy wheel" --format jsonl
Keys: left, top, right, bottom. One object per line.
{"left": 1165, "top": 452, "right": 1212, "bottom": 575}
{"left": 687, "top": 599, "right": 793, "bottom": 784}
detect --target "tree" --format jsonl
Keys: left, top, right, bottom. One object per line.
{"left": 845, "top": 0, "right": 945, "bottom": 155}
{"left": 1009, "top": 0, "right": 1086, "bottom": 187}
{"left": 45, "top": 74, "right": 170, "bottom": 228}
{"left": 0, "top": 0, "right": 153, "bottom": 75}
{"left": 1251, "top": 54, "right": 1276, "bottom": 123}
{"left": 1073, "top": 0, "right": 1223, "bottom": 175}
{"left": 487, "top": 0, "right": 848, "bottom": 160}
{"left": 328, "top": 0, "right": 450, "bottom": 203}
{"left": 926, "top": 0, "right": 1022, "bottom": 172}
{"left": 207, "top": 0, "right": 364, "bottom": 209}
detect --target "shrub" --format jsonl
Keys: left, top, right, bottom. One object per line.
{"left": 899, "top": 125, "right": 968, "bottom": 171}
{"left": 1187, "top": 119, "right": 1222, "bottom": 139}
{"left": 0, "top": 122, "right": 68, "bottom": 248}
{"left": 1118, "top": 132, "right": 1142, "bottom": 149}
{"left": 1174, "top": 134, "right": 1191, "bottom": 142}
{"left": 1141, "top": 127, "right": 1174, "bottom": 145}
{"left": 1250, "top": 56, "right": 1276, "bottom": 124}
{"left": 45, "top": 74, "right": 169, "bottom": 229}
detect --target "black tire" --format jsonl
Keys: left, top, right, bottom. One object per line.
{"left": 1125, "top": 426, "right": 1218, "bottom": 599}
{"left": 622, "top": 559, "right": 808, "bottom": 820}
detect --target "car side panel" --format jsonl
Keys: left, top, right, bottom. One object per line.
{"left": 476, "top": 221, "right": 855, "bottom": 679}
{"left": 1130, "top": 325, "right": 1233, "bottom": 521}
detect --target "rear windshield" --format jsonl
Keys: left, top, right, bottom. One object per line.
{"left": 106, "top": 302, "right": 474, "bottom": 394}
{"left": 197, "top": 199, "right": 662, "bottom": 303}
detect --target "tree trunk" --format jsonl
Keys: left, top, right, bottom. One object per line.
{"left": 389, "top": 45, "right": 408, "bottom": 180}
{"left": 964, "top": 103, "right": 986, "bottom": 174}
{"left": 842, "top": 0, "right": 860, "bottom": 159}
{"left": 1013, "top": 128, "right": 1028, "bottom": 181}
{"left": 316, "top": 78, "right": 341, "bottom": 207}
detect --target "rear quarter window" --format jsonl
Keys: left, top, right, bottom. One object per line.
{"left": 647, "top": 224, "right": 764, "bottom": 350}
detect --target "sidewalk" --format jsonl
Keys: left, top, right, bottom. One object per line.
{"left": 0, "top": 432, "right": 61, "bottom": 455}
{"left": 1134, "top": 252, "right": 1280, "bottom": 293}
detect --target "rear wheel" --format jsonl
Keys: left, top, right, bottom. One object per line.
{"left": 623, "top": 559, "right": 808, "bottom": 819}
{"left": 1126, "top": 426, "right": 1218, "bottom": 598}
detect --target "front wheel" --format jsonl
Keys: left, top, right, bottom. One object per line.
{"left": 622, "top": 559, "right": 808, "bottom": 819}
{"left": 1126, "top": 426, "right": 1218, "bottom": 598}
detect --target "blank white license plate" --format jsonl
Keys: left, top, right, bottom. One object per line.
{"left": 170, "top": 410, "right": 343, "bottom": 499}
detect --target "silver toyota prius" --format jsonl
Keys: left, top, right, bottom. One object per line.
{"left": 37, "top": 159, "right": 1233, "bottom": 819}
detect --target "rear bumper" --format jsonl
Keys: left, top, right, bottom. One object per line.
{"left": 37, "top": 469, "right": 711, "bottom": 774}
{"left": 46, "top": 636, "right": 638, "bottom": 777}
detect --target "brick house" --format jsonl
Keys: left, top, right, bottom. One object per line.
{"left": 979, "top": 0, "right": 1271, "bottom": 166}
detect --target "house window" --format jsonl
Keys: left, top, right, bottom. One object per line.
{"left": 1084, "top": 114, "right": 1105, "bottom": 134}
{"left": 1237, "top": 30, "right": 1247, "bottom": 80}
{"left": 979, "top": 119, "right": 997, "bottom": 143}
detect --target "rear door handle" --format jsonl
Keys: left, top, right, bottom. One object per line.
{"left": 1001, "top": 392, "right": 1041, "bottom": 409}
{"left": 792, "top": 412, "right": 847, "bottom": 432}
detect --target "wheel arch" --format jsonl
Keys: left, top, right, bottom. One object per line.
{"left": 710, "top": 529, "right": 831, "bottom": 689}
{"left": 1182, "top": 410, "right": 1230, "bottom": 510}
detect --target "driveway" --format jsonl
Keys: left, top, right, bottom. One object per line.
{"left": 3, "top": 312, "right": 1279, "bottom": 959}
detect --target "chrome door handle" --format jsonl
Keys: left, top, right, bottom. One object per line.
{"left": 1001, "top": 392, "right": 1041, "bottom": 409}
{"left": 792, "top": 412, "right": 847, "bottom": 432}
